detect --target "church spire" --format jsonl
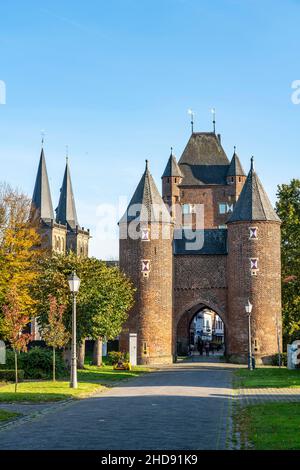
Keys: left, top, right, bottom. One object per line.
{"left": 31, "top": 148, "right": 54, "bottom": 223}
{"left": 56, "top": 158, "right": 79, "bottom": 230}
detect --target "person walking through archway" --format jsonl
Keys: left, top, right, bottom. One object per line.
{"left": 197, "top": 338, "right": 203, "bottom": 356}
{"left": 204, "top": 341, "right": 210, "bottom": 357}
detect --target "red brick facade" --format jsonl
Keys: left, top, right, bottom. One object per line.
{"left": 119, "top": 135, "right": 282, "bottom": 365}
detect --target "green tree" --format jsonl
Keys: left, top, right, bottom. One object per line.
{"left": 42, "top": 296, "right": 70, "bottom": 381}
{"left": 276, "top": 179, "right": 300, "bottom": 346}
{"left": 35, "top": 253, "right": 135, "bottom": 366}
{"left": 2, "top": 288, "right": 32, "bottom": 391}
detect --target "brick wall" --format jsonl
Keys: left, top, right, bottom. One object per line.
{"left": 173, "top": 254, "right": 228, "bottom": 355}
{"left": 227, "top": 220, "right": 282, "bottom": 364}
{"left": 119, "top": 222, "right": 173, "bottom": 365}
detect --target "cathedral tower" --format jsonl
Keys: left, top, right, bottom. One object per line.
{"left": 56, "top": 159, "right": 90, "bottom": 256}
{"left": 31, "top": 148, "right": 67, "bottom": 253}
{"left": 227, "top": 158, "right": 282, "bottom": 364}
{"left": 119, "top": 161, "right": 173, "bottom": 364}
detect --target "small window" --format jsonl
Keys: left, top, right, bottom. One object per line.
{"left": 218, "top": 224, "right": 227, "bottom": 229}
{"left": 142, "top": 342, "right": 148, "bottom": 355}
{"left": 219, "top": 203, "right": 227, "bottom": 214}
{"left": 249, "top": 227, "right": 258, "bottom": 240}
{"left": 182, "top": 204, "right": 190, "bottom": 215}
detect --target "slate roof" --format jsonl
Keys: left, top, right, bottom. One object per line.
{"left": 31, "top": 149, "right": 54, "bottom": 222}
{"left": 119, "top": 160, "right": 171, "bottom": 224}
{"left": 55, "top": 160, "right": 79, "bottom": 230}
{"left": 178, "top": 133, "right": 230, "bottom": 185}
{"left": 174, "top": 229, "right": 228, "bottom": 255}
{"left": 228, "top": 158, "right": 281, "bottom": 223}
{"left": 227, "top": 151, "right": 245, "bottom": 177}
{"left": 162, "top": 152, "right": 183, "bottom": 178}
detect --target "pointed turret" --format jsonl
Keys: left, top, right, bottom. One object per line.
{"left": 227, "top": 149, "right": 245, "bottom": 178}
{"left": 228, "top": 157, "right": 281, "bottom": 223}
{"left": 162, "top": 150, "right": 183, "bottom": 210}
{"left": 31, "top": 148, "right": 54, "bottom": 222}
{"left": 120, "top": 160, "right": 170, "bottom": 224}
{"left": 162, "top": 151, "right": 183, "bottom": 178}
{"left": 56, "top": 159, "right": 79, "bottom": 230}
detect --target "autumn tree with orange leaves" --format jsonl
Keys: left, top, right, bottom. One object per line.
{"left": 0, "top": 183, "right": 42, "bottom": 327}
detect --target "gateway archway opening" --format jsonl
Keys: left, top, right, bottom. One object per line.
{"left": 176, "top": 306, "right": 225, "bottom": 357}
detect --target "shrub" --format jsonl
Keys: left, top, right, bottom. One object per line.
{"left": 107, "top": 351, "right": 129, "bottom": 365}
{"left": 271, "top": 353, "right": 288, "bottom": 367}
{"left": 0, "top": 369, "right": 24, "bottom": 382}
{"left": 4, "top": 347, "right": 67, "bottom": 379}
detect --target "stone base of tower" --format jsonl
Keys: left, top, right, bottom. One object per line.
{"left": 138, "top": 355, "right": 173, "bottom": 366}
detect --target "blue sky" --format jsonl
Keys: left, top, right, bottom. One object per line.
{"left": 0, "top": 0, "right": 299, "bottom": 258}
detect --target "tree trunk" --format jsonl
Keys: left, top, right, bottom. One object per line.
{"left": 77, "top": 340, "right": 85, "bottom": 369}
{"left": 93, "top": 338, "right": 103, "bottom": 367}
{"left": 63, "top": 347, "right": 71, "bottom": 369}
{"left": 14, "top": 350, "right": 18, "bottom": 393}
{"left": 53, "top": 347, "right": 56, "bottom": 381}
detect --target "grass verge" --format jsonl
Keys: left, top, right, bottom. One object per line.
{"left": 236, "top": 402, "right": 300, "bottom": 450}
{"left": 0, "top": 364, "right": 151, "bottom": 402}
{"left": 234, "top": 367, "right": 300, "bottom": 389}
{"left": 0, "top": 409, "right": 21, "bottom": 423}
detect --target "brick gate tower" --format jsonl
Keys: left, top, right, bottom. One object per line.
{"left": 119, "top": 130, "right": 282, "bottom": 365}
{"left": 227, "top": 157, "right": 282, "bottom": 363}
{"left": 119, "top": 160, "right": 173, "bottom": 364}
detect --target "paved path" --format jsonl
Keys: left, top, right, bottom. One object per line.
{"left": 0, "top": 361, "right": 233, "bottom": 450}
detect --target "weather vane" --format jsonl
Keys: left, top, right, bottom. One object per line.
{"left": 211, "top": 108, "right": 216, "bottom": 133}
{"left": 187, "top": 109, "right": 194, "bottom": 133}
{"left": 66, "top": 145, "right": 69, "bottom": 163}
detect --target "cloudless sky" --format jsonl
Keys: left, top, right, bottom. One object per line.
{"left": 0, "top": 0, "right": 299, "bottom": 258}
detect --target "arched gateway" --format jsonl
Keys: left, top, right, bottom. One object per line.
{"left": 119, "top": 131, "right": 282, "bottom": 365}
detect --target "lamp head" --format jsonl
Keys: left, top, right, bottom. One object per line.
{"left": 68, "top": 271, "right": 81, "bottom": 293}
{"left": 245, "top": 299, "right": 253, "bottom": 315}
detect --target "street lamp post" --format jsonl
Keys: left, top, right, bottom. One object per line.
{"left": 245, "top": 299, "right": 253, "bottom": 371}
{"left": 68, "top": 271, "right": 81, "bottom": 389}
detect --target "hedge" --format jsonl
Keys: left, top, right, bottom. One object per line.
{"left": 0, "top": 370, "right": 24, "bottom": 382}
{"left": 4, "top": 347, "right": 67, "bottom": 379}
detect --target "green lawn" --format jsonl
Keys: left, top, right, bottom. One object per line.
{"left": 237, "top": 402, "right": 300, "bottom": 450}
{"left": 77, "top": 364, "right": 150, "bottom": 385}
{"left": 0, "top": 380, "right": 103, "bottom": 402}
{"left": 234, "top": 367, "right": 300, "bottom": 388}
{"left": 0, "top": 364, "right": 150, "bottom": 402}
{"left": 0, "top": 409, "right": 20, "bottom": 423}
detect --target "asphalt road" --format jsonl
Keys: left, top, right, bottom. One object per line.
{"left": 0, "top": 360, "right": 233, "bottom": 450}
